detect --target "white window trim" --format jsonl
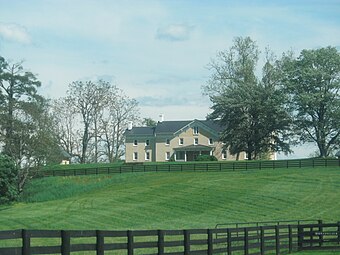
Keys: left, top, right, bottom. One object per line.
{"left": 193, "top": 126, "right": 199, "bottom": 135}
{"left": 208, "top": 138, "right": 213, "bottom": 145}
{"left": 194, "top": 138, "right": 198, "bottom": 145}
{"left": 133, "top": 140, "right": 138, "bottom": 146}
{"left": 165, "top": 152, "right": 170, "bottom": 161}
{"left": 133, "top": 152, "right": 138, "bottom": 161}
{"left": 145, "top": 152, "right": 150, "bottom": 161}
{"left": 179, "top": 138, "right": 184, "bottom": 145}
{"left": 165, "top": 138, "right": 170, "bottom": 145}
{"left": 222, "top": 151, "right": 227, "bottom": 160}
{"left": 145, "top": 140, "right": 149, "bottom": 146}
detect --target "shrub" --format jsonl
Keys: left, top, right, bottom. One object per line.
{"left": 195, "top": 155, "right": 218, "bottom": 161}
{"left": 0, "top": 154, "right": 18, "bottom": 204}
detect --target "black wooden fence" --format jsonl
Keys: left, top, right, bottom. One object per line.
{"left": 1, "top": 221, "right": 339, "bottom": 255}
{"left": 38, "top": 158, "right": 340, "bottom": 178}
{"left": 298, "top": 222, "right": 340, "bottom": 251}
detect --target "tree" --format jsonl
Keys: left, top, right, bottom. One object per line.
{"left": 52, "top": 98, "right": 79, "bottom": 162}
{"left": 142, "top": 118, "right": 157, "bottom": 127}
{"left": 0, "top": 57, "right": 42, "bottom": 160}
{"left": 100, "top": 88, "right": 140, "bottom": 162}
{"left": 66, "top": 80, "right": 110, "bottom": 163}
{"left": 281, "top": 46, "right": 340, "bottom": 157}
{"left": 0, "top": 154, "right": 18, "bottom": 204}
{"left": 204, "top": 37, "right": 292, "bottom": 160}
{"left": 56, "top": 80, "right": 140, "bottom": 163}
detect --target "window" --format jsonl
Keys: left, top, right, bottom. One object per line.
{"left": 165, "top": 138, "right": 170, "bottom": 145}
{"left": 145, "top": 140, "right": 150, "bottom": 146}
{"left": 194, "top": 138, "right": 198, "bottom": 145}
{"left": 133, "top": 152, "right": 138, "bottom": 161}
{"left": 209, "top": 138, "right": 213, "bottom": 145}
{"left": 145, "top": 152, "right": 150, "bottom": 160}
{"left": 222, "top": 150, "right": 227, "bottom": 160}
{"left": 165, "top": 152, "right": 171, "bottom": 161}
{"left": 133, "top": 140, "right": 138, "bottom": 146}
{"left": 179, "top": 138, "right": 184, "bottom": 145}
{"left": 193, "top": 126, "right": 199, "bottom": 135}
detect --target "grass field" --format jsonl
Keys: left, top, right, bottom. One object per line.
{"left": 1, "top": 166, "right": 340, "bottom": 230}
{"left": 1, "top": 166, "right": 340, "bottom": 254}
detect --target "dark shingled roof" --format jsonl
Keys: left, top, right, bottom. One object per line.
{"left": 155, "top": 120, "right": 192, "bottom": 134}
{"left": 125, "top": 126, "right": 155, "bottom": 136}
{"left": 125, "top": 119, "right": 224, "bottom": 136}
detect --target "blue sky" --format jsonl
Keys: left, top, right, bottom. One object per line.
{"left": 1, "top": 0, "right": 339, "bottom": 157}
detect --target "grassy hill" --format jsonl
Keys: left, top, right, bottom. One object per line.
{"left": 1, "top": 166, "right": 339, "bottom": 231}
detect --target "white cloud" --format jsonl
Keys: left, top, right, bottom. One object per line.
{"left": 156, "top": 24, "right": 194, "bottom": 41}
{"left": 0, "top": 23, "right": 31, "bottom": 44}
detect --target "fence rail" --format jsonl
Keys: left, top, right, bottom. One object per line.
{"left": 1, "top": 221, "right": 339, "bottom": 255}
{"left": 37, "top": 158, "right": 340, "bottom": 178}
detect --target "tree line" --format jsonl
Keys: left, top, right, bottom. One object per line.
{"left": 203, "top": 37, "right": 340, "bottom": 160}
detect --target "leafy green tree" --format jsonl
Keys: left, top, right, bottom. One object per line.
{"left": 281, "top": 47, "right": 340, "bottom": 157}
{"left": 204, "top": 37, "right": 292, "bottom": 160}
{"left": 0, "top": 57, "right": 60, "bottom": 191}
{"left": 0, "top": 154, "right": 18, "bottom": 204}
{"left": 0, "top": 57, "right": 42, "bottom": 160}
{"left": 142, "top": 118, "right": 157, "bottom": 127}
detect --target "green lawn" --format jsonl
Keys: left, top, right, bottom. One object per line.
{"left": 1, "top": 167, "right": 339, "bottom": 231}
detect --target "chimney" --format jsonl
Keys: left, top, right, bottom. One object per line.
{"left": 159, "top": 114, "right": 164, "bottom": 123}
{"left": 127, "top": 121, "right": 133, "bottom": 130}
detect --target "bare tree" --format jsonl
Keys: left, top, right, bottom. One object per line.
{"left": 52, "top": 98, "right": 80, "bottom": 162}
{"left": 100, "top": 87, "right": 140, "bottom": 162}
{"left": 65, "top": 80, "right": 110, "bottom": 163}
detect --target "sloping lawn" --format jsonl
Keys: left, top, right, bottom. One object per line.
{"left": 0, "top": 167, "right": 339, "bottom": 231}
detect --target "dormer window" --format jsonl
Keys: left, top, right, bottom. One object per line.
{"left": 165, "top": 138, "right": 170, "bottom": 145}
{"left": 193, "top": 126, "right": 199, "bottom": 135}
{"left": 133, "top": 140, "right": 138, "bottom": 146}
{"left": 145, "top": 140, "right": 150, "bottom": 146}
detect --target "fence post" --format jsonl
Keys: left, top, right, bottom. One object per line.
{"left": 244, "top": 227, "right": 249, "bottom": 255}
{"left": 22, "top": 229, "right": 30, "bottom": 255}
{"left": 61, "top": 230, "right": 71, "bottom": 255}
{"left": 184, "top": 230, "right": 190, "bottom": 255}
{"left": 157, "top": 230, "right": 164, "bottom": 255}
{"left": 337, "top": 221, "right": 340, "bottom": 245}
{"left": 127, "top": 230, "right": 134, "bottom": 255}
{"left": 227, "top": 228, "right": 232, "bottom": 255}
{"left": 288, "top": 225, "right": 292, "bottom": 253}
{"left": 318, "top": 220, "right": 323, "bottom": 247}
{"left": 260, "top": 226, "right": 264, "bottom": 255}
{"left": 207, "top": 229, "right": 213, "bottom": 255}
{"left": 297, "top": 225, "right": 302, "bottom": 251}
{"left": 96, "top": 230, "right": 104, "bottom": 255}
{"left": 275, "top": 225, "right": 280, "bottom": 255}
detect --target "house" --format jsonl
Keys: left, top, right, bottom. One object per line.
{"left": 124, "top": 119, "right": 248, "bottom": 163}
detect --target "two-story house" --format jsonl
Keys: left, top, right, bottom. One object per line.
{"left": 125, "top": 119, "right": 246, "bottom": 163}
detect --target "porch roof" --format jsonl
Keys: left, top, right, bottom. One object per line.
{"left": 173, "top": 144, "right": 213, "bottom": 152}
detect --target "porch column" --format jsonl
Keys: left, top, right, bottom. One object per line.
{"left": 185, "top": 151, "right": 187, "bottom": 162}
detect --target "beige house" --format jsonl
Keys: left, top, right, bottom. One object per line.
{"left": 125, "top": 119, "right": 248, "bottom": 163}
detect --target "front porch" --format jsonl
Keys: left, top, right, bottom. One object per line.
{"left": 173, "top": 145, "right": 213, "bottom": 161}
